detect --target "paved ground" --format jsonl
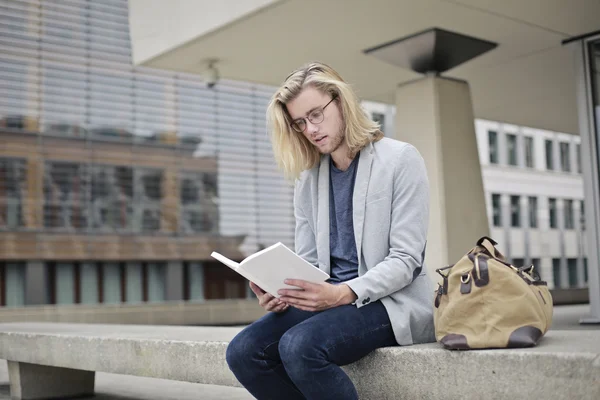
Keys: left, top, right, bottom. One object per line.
{"left": 0, "top": 304, "right": 597, "bottom": 399}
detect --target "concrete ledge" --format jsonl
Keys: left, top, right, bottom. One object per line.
{"left": 0, "top": 299, "right": 265, "bottom": 326}
{"left": 0, "top": 323, "right": 599, "bottom": 399}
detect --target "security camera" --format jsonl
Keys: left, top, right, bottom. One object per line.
{"left": 204, "top": 61, "right": 219, "bottom": 89}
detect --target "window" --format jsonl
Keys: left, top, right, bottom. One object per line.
{"left": 372, "top": 112, "right": 385, "bottom": 133}
{"left": 488, "top": 130, "right": 498, "bottom": 164}
{"left": 1, "top": 262, "right": 26, "bottom": 307}
{"left": 549, "top": 198, "right": 557, "bottom": 228}
{"left": 512, "top": 258, "right": 525, "bottom": 267}
{"left": 552, "top": 258, "right": 562, "bottom": 289}
{"left": 564, "top": 199, "right": 574, "bottom": 230}
{"left": 532, "top": 258, "right": 541, "bottom": 279}
{"left": 524, "top": 136, "right": 534, "bottom": 168}
{"left": 506, "top": 134, "right": 518, "bottom": 166}
{"left": 584, "top": 258, "right": 588, "bottom": 283}
{"left": 577, "top": 144, "right": 582, "bottom": 173}
{"left": 492, "top": 194, "right": 502, "bottom": 227}
{"left": 560, "top": 142, "right": 571, "bottom": 172}
{"left": 567, "top": 258, "right": 578, "bottom": 287}
{"left": 0, "top": 158, "right": 26, "bottom": 229}
{"left": 528, "top": 196, "right": 538, "bottom": 228}
{"left": 581, "top": 200, "right": 585, "bottom": 231}
{"left": 545, "top": 140, "right": 554, "bottom": 170}
{"left": 510, "top": 195, "right": 520, "bottom": 227}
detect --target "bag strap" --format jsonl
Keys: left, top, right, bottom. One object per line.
{"left": 476, "top": 236, "right": 506, "bottom": 261}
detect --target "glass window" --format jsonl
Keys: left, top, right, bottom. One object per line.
{"left": 549, "top": 198, "right": 557, "bottom": 228}
{"left": 510, "top": 195, "right": 520, "bottom": 227}
{"left": 581, "top": 200, "right": 585, "bottom": 231}
{"left": 567, "top": 258, "right": 578, "bottom": 287}
{"left": 512, "top": 258, "right": 525, "bottom": 267}
{"left": 180, "top": 171, "right": 219, "bottom": 234}
{"left": 552, "top": 258, "right": 562, "bottom": 289}
{"left": 4, "top": 263, "right": 25, "bottom": 307}
{"left": 80, "top": 262, "right": 98, "bottom": 304}
{"left": 91, "top": 165, "right": 133, "bottom": 232}
{"left": 147, "top": 262, "right": 165, "bottom": 302}
{"left": 372, "top": 112, "right": 385, "bottom": 133}
{"left": 133, "top": 168, "right": 162, "bottom": 233}
{"left": 488, "top": 130, "right": 498, "bottom": 164}
{"left": 56, "top": 262, "right": 75, "bottom": 304}
{"left": 576, "top": 144, "right": 582, "bottom": 173}
{"left": 528, "top": 196, "right": 538, "bottom": 228}
{"left": 186, "top": 262, "right": 204, "bottom": 301}
{"left": 545, "top": 140, "right": 554, "bottom": 170}
{"left": 564, "top": 199, "right": 574, "bottom": 230}
{"left": 0, "top": 158, "right": 26, "bottom": 229}
{"left": 125, "top": 262, "right": 143, "bottom": 303}
{"left": 491, "top": 194, "right": 502, "bottom": 227}
{"left": 43, "top": 161, "right": 90, "bottom": 230}
{"left": 560, "top": 142, "right": 571, "bottom": 172}
{"left": 584, "top": 258, "right": 588, "bottom": 283}
{"left": 524, "top": 136, "right": 534, "bottom": 168}
{"left": 102, "top": 262, "right": 122, "bottom": 304}
{"left": 506, "top": 134, "right": 518, "bottom": 166}
{"left": 532, "top": 258, "right": 541, "bottom": 279}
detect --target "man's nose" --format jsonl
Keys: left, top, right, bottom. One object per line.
{"left": 306, "top": 120, "right": 319, "bottom": 136}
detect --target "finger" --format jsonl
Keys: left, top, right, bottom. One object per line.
{"left": 278, "top": 288, "right": 309, "bottom": 299}
{"left": 272, "top": 303, "right": 289, "bottom": 313}
{"left": 279, "top": 290, "right": 315, "bottom": 302}
{"left": 265, "top": 297, "right": 283, "bottom": 311}
{"left": 258, "top": 293, "right": 275, "bottom": 308}
{"left": 249, "top": 282, "right": 265, "bottom": 296}
{"left": 284, "top": 279, "right": 315, "bottom": 290}
{"left": 280, "top": 296, "right": 315, "bottom": 309}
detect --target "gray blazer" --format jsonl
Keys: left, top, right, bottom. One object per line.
{"left": 293, "top": 137, "right": 436, "bottom": 345}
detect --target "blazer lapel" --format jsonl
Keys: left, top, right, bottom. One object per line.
{"left": 317, "top": 155, "right": 331, "bottom": 275}
{"left": 353, "top": 143, "right": 374, "bottom": 267}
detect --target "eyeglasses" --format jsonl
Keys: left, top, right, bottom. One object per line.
{"left": 290, "top": 95, "right": 337, "bottom": 133}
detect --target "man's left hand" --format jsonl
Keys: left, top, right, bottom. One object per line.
{"left": 278, "top": 280, "right": 358, "bottom": 312}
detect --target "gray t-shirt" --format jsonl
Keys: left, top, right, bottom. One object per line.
{"left": 328, "top": 156, "right": 359, "bottom": 283}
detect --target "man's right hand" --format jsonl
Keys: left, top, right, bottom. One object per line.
{"left": 249, "top": 282, "right": 289, "bottom": 313}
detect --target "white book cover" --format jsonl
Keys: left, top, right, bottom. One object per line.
{"left": 210, "top": 242, "right": 330, "bottom": 298}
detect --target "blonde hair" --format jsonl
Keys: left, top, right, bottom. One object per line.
{"left": 266, "top": 62, "right": 383, "bottom": 180}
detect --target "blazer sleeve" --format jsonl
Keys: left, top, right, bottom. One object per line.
{"left": 293, "top": 179, "right": 319, "bottom": 268}
{"left": 345, "top": 144, "right": 429, "bottom": 308}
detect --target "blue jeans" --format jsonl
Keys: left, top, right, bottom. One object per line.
{"left": 225, "top": 301, "right": 396, "bottom": 400}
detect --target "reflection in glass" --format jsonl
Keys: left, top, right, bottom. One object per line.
{"left": 0, "top": 158, "right": 25, "bottom": 229}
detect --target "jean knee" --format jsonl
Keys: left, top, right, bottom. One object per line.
{"left": 226, "top": 331, "right": 254, "bottom": 373}
{"left": 279, "top": 328, "right": 323, "bottom": 374}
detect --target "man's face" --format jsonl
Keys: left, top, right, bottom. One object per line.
{"left": 286, "top": 86, "right": 344, "bottom": 155}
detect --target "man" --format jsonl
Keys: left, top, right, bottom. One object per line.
{"left": 226, "top": 62, "right": 435, "bottom": 400}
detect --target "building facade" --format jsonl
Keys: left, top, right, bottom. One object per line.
{"left": 0, "top": 0, "right": 293, "bottom": 307}
{"left": 0, "top": 0, "right": 588, "bottom": 308}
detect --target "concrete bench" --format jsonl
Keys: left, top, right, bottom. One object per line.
{"left": 0, "top": 323, "right": 599, "bottom": 400}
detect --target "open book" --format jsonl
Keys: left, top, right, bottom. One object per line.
{"left": 210, "top": 242, "right": 330, "bottom": 298}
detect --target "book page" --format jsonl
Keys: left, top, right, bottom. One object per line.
{"left": 239, "top": 243, "right": 329, "bottom": 297}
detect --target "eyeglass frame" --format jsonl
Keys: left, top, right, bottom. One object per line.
{"left": 289, "top": 94, "right": 338, "bottom": 133}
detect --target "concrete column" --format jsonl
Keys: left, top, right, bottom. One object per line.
{"left": 395, "top": 76, "right": 489, "bottom": 280}
{"left": 24, "top": 261, "right": 48, "bottom": 305}
{"left": 8, "top": 361, "right": 94, "bottom": 400}
{"left": 165, "top": 261, "right": 184, "bottom": 301}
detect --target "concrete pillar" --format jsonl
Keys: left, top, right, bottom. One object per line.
{"left": 165, "top": 261, "right": 183, "bottom": 301}
{"left": 395, "top": 76, "right": 489, "bottom": 280}
{"left": 8, "top": 361, "right": 94, "bottom": 400}
{"left": 24, "top": 261, "right": 48, "bottom": 305}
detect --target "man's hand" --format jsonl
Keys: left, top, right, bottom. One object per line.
{"left": 278, "top": 280, "right": 358, "bottom": 312}
{"left": 249, "top": 282, "right": 289, "bottom": 313}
